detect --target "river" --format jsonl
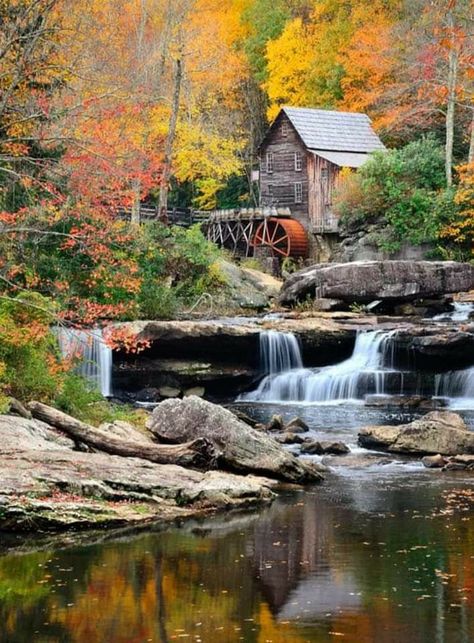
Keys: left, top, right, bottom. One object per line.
{"left": 2, "top": 401, "right": 474, "bottom": 642}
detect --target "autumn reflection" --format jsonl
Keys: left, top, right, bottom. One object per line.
{"left": 2, "top": 476, "right": 474, "bottom": 642}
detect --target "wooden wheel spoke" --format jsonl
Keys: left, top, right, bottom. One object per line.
{"left": 269, "top": 224, "right": 279, "bottom": 243}
{"left": 273, "top": 234, "right": 289, "bottom": 246}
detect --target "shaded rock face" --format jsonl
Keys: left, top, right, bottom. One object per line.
{"left": 147, "top": 396, "right": 323, "bottom": 483}
{"left": 112, "top": 317, "right": 356, "bottom": 400}
{"left": 358, "top": 411, "right": 474, "bottom": 456}
{"left": 280, "top": 261, "right": 474, "bottom": 307}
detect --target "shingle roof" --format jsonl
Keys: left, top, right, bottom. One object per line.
{"left": 282, "top": 107, "right": 386, "bottom": 153}
{"left": 313, "top": 150, "right": 372, "bottom": 168}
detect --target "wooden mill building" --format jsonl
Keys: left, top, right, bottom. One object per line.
{"left": 206, "top": 107, "right": 385, "bottom": 260}
{"left": 259, "top": 107, "right": 385, "bottom": 235}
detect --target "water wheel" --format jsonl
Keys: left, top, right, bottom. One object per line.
{"left": 251, "top": 217, "right": 308, "bottom": 258}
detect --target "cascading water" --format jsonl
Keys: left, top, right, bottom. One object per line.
{"left": 55, "top": 327, "right": 113, "bottom": 397}
{"left": 243, "top": 329, "right": 399, "bottom": 403}
{"left": 435, "top": 368, "right": 474, "bottom": 407}
{"left": 433, "top": 302, "right": 474, "bottom": 322}
{"left": 259, "top": 330, "right": 303, "bottom": 375}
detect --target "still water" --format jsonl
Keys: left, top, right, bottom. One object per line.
{"left": 2, "top": 405, "right": 474, "bottom": 643}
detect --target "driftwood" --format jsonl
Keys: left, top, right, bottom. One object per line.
{"left": 28, "top": 402, "right": 216, "bottom": 470}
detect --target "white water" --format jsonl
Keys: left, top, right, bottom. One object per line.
{"left": 55, "top": 327, "right": 113, "bottom": 397}
{"left": 435, "top": 367, "right": 474, "bottom": 409}
{"left": 243, "top": 328, "right": 474, "bottom": 408}
{"left": 243, "top": 330, "right": 399, "bottom": 403}
{"left": 259, "top": 330, "right": 303, "bottom": 375}
{"left": 433, "top": 302, "right": 474, "bottom": 322}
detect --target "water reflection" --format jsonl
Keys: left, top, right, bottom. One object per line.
{"left": 2, "top": 472, "right": 474, "bottom": 643}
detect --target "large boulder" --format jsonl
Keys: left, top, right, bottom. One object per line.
{"left": 358, "top": 411, "right": 474, "bottom": 456}
{"left": 147, "top": 396, "right": 323, "bottom": 483}
{"left": 280, "top": 261, "right": 474, "bottom": 306}
{"left": 216, "top": 259, "right": 282, "bottom": 310}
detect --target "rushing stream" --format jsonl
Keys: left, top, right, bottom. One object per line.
{"left": 242, "top": 329, "right": 474, "bottom": 408}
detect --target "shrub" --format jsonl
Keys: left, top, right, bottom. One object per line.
{"left": 439, "top": 163, "right": 474, "bottom": 261}
{"left": 334, "top": 136, "right": 454, "bottom": 252}
{"left": 0, "top": 293, "right": 64, "bottom": 404}
{"left": 54, "top": 373, "right": 148, "bottom": 427}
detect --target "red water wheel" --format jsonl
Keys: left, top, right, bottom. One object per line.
{"left": 251, "top": 217, "right": 309, "bottom": 258}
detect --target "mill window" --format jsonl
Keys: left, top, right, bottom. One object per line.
{"left": 295, "top": 152, "right": 302, "bottom": 172}
{"left": 266, "top": 152, "right": 274, "bottom": 173}
{"left": 294, "top": 182, "right": 302, "bottom": 204}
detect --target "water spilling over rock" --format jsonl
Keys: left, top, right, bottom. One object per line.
{"left": 433, "top": 301, "right": 474, "bottom": 322}
{"left": 259, "top": 330, "right": 303, "bottom": 375}
{"left": 243, "top": 330, "right": 399, "bottom": 403}
{"left": 55, "top": 327, "right": 113, "bottom": 397}
{"left": 243, "top": 329, "right": 474, "bottom": 408}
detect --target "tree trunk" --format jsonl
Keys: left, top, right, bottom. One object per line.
{"left": 158, "top": 57, "right": 183, "bottom": 224}
{"left": 445, "top": 11, "right": 458, "bottom": 187}
{"left": 469, "top": 109, "right": 474, "bottom": 164}
{"left": 130, "top": 179, "right": 141, "bottom": 225}
{"left": 28, "top": 402, "right": 216, "bottom": 470}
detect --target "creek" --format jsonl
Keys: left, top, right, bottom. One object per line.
{"left": 3, "top": 314, "right": 474, "bottom": 642}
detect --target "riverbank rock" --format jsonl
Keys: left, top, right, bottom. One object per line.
{"left": 0, "top": 414, "right": 277, "bottom": 532}
{"left": 301, "top": 440, "right": 350, "bottom": 455}
{"left": 147, "top": 396, "right": 323, "bottom": 483}
{"left": 280, "top": 261, "right": 474, "bottom": 307}
{"left": 422, "top": 454, "right": 447, "bottom": 468}
{"left": 365, "top": 395, "right": 448, "bottom": 411}
{"left": 358, "top": 411, "right": 474, "bottom": 456}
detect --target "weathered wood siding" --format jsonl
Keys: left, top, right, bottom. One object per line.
{"left": 259, "top": 113, "right": 309, "bottom": 229}
{"left": 307, "top": 154, "right": 340, "bottom": 232}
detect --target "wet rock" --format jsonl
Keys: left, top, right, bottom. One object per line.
{"left": 286, "top": 417, "right": 309, "bottom": 433}
{"left": 359, "top": 411, "right": 474, "bottom": 456}
{"left": 184, "top": 387, "right": 205, "bottom": 398}
{"left": 159, "top": 386, "right": 181, "bottom": 398}
{"left": 442, "top": 461, "right": 468, "bottom": 471}
{"left": 422, "top": 454, "right": 447, "bottom": 468}
{"left": 450, "top": 455, "right": 474, "bottom": 468}
{"left": 280, "top": 260, "right": 474, "bottom": 307}
{"left": 274, "top": 432, "right": 305, "bottom": 445}
{"left": 301, "top": 440, "right": 350, "bottom": 455}
{"left": 147, "top": 397, "right": 323, "bottom": 483}
{"left": 365, "top": 395, "right": 448, "bottom": 410}
{"left": 225, "top": 407, "right": 260, "bottom": 428}
{"left": 266, "top": 415, "right": 285, "bottom": 432}
{"left": 311, "top": 298, "right": 348, "bottom": 312}
{"left": 135, "top": 387, "right": 161, "bottom": 403}
{"left": 321, "top": 453, "right": 394, "bottom": 469}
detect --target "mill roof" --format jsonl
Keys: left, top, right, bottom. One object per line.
{"left": 281, "top": 107, "right": 385, "bottom": 154}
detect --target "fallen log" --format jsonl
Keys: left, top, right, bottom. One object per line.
{"left": 28, "top": 402, "right": 216, "bottom": 470}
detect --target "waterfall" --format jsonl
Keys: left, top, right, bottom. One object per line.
{"left": 259, "top": 330, "right": 303, "bottom": 375}
{"left": 55, "top": 327, "right": 113, "bottom": 397}
{"left": 243, "top": 329, "right": 398, "bottom": 403}
{"left": 435, "top": 368, "right": 474, "bottom": 405}
{"left": 433, "top": 302, "right": 474, "bottom": 322}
